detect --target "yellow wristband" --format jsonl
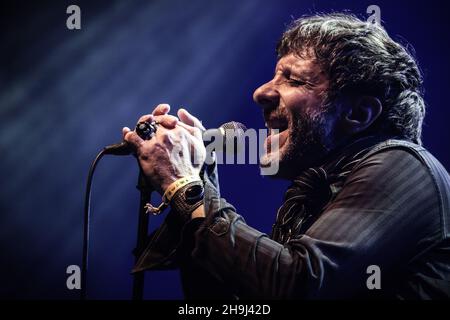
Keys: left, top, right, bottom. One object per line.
{"left": 144, "top": 176, "right": 202, "bottom": 216}
{"left": 163, "top": 176, "right": 202, "bottom": 203}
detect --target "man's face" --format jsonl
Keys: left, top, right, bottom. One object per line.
{"left": 253, "top": 53, "right": 338, "bottom": 179}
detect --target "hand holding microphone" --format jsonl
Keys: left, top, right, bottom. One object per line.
{"left": 104, "top": 104, "right": 246, "bottom": 195}
{"left": 82, "top": 104, "right": 212, "bottom": 300}
{"left": 120, "top": 105, "right": 207, "bottom": 194}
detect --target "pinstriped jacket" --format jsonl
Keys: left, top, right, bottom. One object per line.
{"left": 134, "top": 137, "right": 450, "bottom": 299}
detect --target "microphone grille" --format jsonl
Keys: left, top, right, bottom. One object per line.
{"left": 219, "top": 122, "right": 247, "bottom": 154}
{"left": 220, "top": 121, "right": 247, "bottom": 132}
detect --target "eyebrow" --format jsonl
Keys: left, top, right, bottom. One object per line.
{"left": 276, "top": 65, "right": 321, "bottom": 84}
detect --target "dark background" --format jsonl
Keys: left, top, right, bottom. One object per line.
{"left": 1, "top": 0, "right": 449, "bottom": 299}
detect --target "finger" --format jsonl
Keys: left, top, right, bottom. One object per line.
{"left": 154, "top": 114, "right": 178, "bottom": 129}
{"left": 174, "top": 125, "right": 206, "bottom": 167}
{"left": 124, "top": 130, "right": 144, "bottom": 149}
{"left": 152, "top": 103, "right": 170, "bottom": 116}
{"left": 178, "top": 108, "right": 205, "bottom": 130}
{"left": 176, "top": 121, "right": 203, "bottom": 141}
{"left": 122, "top": 126, "right": 131, "bottom": 140}
{"left": 137, "top": 114, "right": 154, "bottom": 124}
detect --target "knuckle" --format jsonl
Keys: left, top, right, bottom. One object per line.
{"left": 160, "top": 130, "right": 171, "bottom": 139}
{"left": 159, "top": 130, "right": 177, "bottom": 145}
{"left": 164, "top": 115, "right": 178, "bottom": 123}
{"left": 152, "top": 141, "right": 165, "bottom": 151}
{"left": 162, "top": 133, "right": 172, "bottom": 144}
{"left": 157, "top": 115, "right": 168, "bottom": 122}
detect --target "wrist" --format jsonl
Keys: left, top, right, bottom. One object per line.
{"left": 144, "top": 176, "right": 202, "bottom": 215}
{"left": 160, "top": 172, "right": 200, "bottom": 194}
{"left": 160, "top": 176, "right": 181, "bottom": 194}
{"left": 169, "top": 178, "right": 204, "bottom": 216}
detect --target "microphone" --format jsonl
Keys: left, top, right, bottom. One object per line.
{"left": 103, "top": 121, "right": 247, "bottom": 156}
{"left": 102, "top": 141, "right": 132, "bottom": 156}
{"left": 203, "top": 121, "right": 247, "bottom": 148}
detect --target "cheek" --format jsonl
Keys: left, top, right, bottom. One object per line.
{"left": 282, "top": 89, "right": 324, "bottom": 115}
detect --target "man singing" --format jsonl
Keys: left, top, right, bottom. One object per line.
{"left": 122, "top": 13, "right": 450, "bottom": 299}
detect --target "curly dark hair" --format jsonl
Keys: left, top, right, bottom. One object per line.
{"left": 276, "top": 13, "right": 425, "bottom": 144}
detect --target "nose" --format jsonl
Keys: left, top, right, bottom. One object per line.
{"left": 253, "top": 81, "right": 280, "bottom": 110}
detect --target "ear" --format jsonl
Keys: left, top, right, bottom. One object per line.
{"left": 342, "top": 96, "right": 382, "bottom": 135}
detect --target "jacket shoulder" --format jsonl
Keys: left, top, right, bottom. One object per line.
{"left": 357, "top": 139, "right": 450, "bottom": 239}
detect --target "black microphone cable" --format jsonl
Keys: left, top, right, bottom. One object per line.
{"left": 81, "top": 148, "right": 106, "bottom": 300}
{"left": 81, "top": 121, "right": 158, "bottom": 300}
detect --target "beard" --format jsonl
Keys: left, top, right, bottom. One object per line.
{"left": 261, "top": 105, "right": 335, "bottom": 179}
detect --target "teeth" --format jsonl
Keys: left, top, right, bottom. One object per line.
{"left": 272, "top": 128, "right": 281, "bottom": 134}
{"left": 265, "top": 120, "right": 288, "bottom": 134}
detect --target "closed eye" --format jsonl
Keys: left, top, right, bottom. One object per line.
{"left": 287, "top": 77, "right": 307, "bottom": 87}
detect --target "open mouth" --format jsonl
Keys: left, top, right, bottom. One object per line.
{"left": 264, "top": 118, "right": 290, "bottom": 153}
{"left": 265, "top": 116, "right": 289, "bottom": 133}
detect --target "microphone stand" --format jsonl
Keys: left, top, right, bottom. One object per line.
{"left": 130, "top": 121, "right": 159, "bottom": 300}
{"left": 132, "top": 169, "right": 153, "bottom": 300}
